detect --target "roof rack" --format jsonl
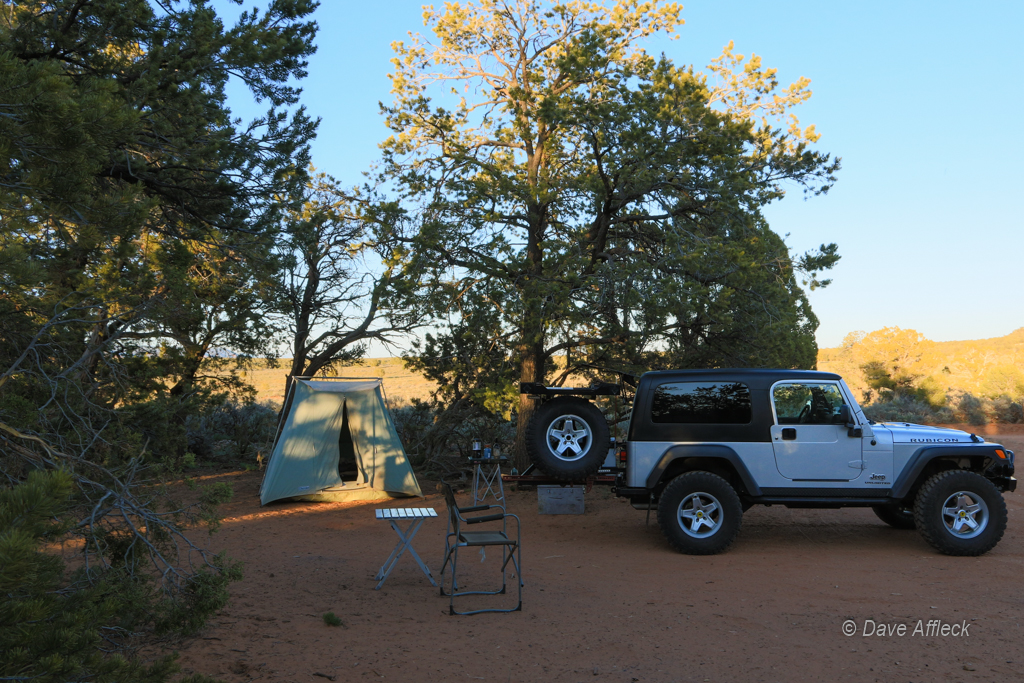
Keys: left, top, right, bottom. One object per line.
{"left": 519, "top": 381, "right": 621, "bottom": 398}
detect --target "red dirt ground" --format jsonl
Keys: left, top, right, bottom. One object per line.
{"left": 173, "top": 432, "right": 1024, "bottom": 683}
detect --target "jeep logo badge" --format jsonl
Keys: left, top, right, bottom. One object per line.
{"left": 870, "top": 473, "right": 886, "bottom": 481}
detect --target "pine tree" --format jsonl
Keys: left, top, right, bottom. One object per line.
{"left": 0, "top": 470, "right": 183, "bottom": 683}
{"left": 383, "top": 0, "right": 840, "bottom": 465}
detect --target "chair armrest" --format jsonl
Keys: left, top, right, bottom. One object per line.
{"left": 458, "top": 504, "right": 490, "bottom": 513}
{"left": 466, "top": 513, "right": 505, "bottom": 524}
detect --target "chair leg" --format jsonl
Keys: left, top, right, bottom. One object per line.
{"left": 438, "top": 537, "right": 451, "bottom": 596}
{"left": 515, "top": 541, "right": 523, "bottom": 609}
{"left": 511, "top": 541, "right": 523, "bottom": 587}
{"left": 439, "top": 517, "right": 453, "bottom": 575}
{"left": 439, "top": 552, "right": 449, "bottom": 596}
{"left": 447, "top": 542, "right": 523, "bottom": 616}
{"left": 447, "top": 544, "right": 459, "bottom": 615}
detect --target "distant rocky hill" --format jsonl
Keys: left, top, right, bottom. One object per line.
{"left": 818, "top": 327, "right": 1024, "bottom": 423}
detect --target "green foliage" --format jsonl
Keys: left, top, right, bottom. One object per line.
{"left": 390, "top": 399, "right": 515, "bottom": 475}
{"left": 185, "top": 399, "right": 279, "bottom": 466}
{"left": 848, "top": 328, "right": 931, "bottom": 399}
{"left": 980, "top": 364, "right": 1024, "bottom": 399}
{"left": 1, "top": 2, "right": 305, "bottom": 657}
{"left": 0, "top": 470, "right": 189, "bottom": 683}
{"left": 384, "top": 1, "right": 840, "bottom": 463}
{"left": 0, "top": 0, "right": 318, "bottom": 465}
{"left": 154, "top": 554, "right": 243, "bottom": 636}
{"left": 322, "top": 611, "right": 343, "bottom": 627}
{"left": 404, "top": 287, "right": 519, "bottom": 419}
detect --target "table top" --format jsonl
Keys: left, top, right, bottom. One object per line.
{"left": 375, "top": 507, "right": 438, "bottom": 520}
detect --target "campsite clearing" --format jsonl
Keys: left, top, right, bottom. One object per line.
{"left": 171, "top": 429, "right": 1023, "bottom": 683}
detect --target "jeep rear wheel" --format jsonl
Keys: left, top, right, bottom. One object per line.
{"left": 872, "top": 504, "right": 916, "bottom": 530}
{"left": 525, "top": 397, "right": 609, "bottom": 481}
{"left": 913, "top": 470, "right": 1007, "bottom": 556}
{"left": 657, "top": 472, "right": 742, "bottom": 555}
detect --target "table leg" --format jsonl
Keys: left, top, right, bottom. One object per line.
{"left": 374, "top": 518, "right": 437, "bottom": 590}
{"left": 402, "top": 528, "right": 438, "bottom": 588}
{"left": 480, "top": 463, "right": 504, "bottom": 506}
{"left": 374, "top": 533, "right": 407, "bottom": 582}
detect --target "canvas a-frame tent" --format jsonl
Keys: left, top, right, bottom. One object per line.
{"left": 259, "top": 378, "right": 422, "bottom": 505}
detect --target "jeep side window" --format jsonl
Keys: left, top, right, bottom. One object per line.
{"left": 773, "top": 383, "right": 845, "bottom": 425}
{"left": 651, "top": 382, "right": 752, "bottom": 424}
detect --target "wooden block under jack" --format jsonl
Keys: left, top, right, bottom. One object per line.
{"left": 537, "top": 484, "right": 585, "bottom": 514}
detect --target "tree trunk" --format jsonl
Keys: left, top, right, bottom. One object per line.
{"left": 512, "top": 237, "right": 547, "bottom": 471}
{"left": 513, "top": 336, "right": 545, "bottom": 472}
{"left": 512, "top": 165, "right": 548, "bottom": 470}
{"left": 169, "top": 344, "right": 207, "bottom": 398}
{"left": 279, "top": 354, "right": 307, "bottom": 422}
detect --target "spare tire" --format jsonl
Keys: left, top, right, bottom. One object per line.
{"left": 526, "top": 397, "right": 610, "bottom": 480}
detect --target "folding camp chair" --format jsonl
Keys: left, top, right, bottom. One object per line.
{"left": 438, "top": 481, "right": 522, "bottom": 615}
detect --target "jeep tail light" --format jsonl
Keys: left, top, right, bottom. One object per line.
{"left": 618, "top": 448, "right": 627, "bottom": 467}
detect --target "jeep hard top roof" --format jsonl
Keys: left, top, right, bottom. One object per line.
{"left": 640, "top": 368, "right": 841, "bottom": 382}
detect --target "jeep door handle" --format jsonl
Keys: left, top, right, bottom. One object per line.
{"left": 781, "top": 428, "right": 796, "bottom": 440}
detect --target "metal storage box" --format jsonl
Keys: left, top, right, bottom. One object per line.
{"left": 537, "top": 485, "right": 585, "bottom": 515}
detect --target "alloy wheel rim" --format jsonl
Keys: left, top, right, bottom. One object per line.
{"left": 545, "top": 415, "right": 593, "bottom": 462}
{"left": 940, "top": 491, "right": 989, "bottom": 539}
{"left": 677, "top": 492, "right": 723, "bottom": 538}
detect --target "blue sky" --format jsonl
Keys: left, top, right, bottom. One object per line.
{"left": 228, "top": 0, "right": 1024, "bottom": 350}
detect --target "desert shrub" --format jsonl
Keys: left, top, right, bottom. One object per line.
{"left": 990, "top": 396, "right": 1024, "bottom": 424}
{"left": 863, "top": 390, "right": 1024, "bottom": 425}
{"left": 940, "top": 391, "right": 1023, "bottom": 425}
{"left": 862, "top": 395, "right": 953, "bottom": 424}
{"left": 185, "top": 400, "right": 279, "bottom": 465}
{"left": 119, "top": 388, "right": 264, "bottom": 467}
{"left": 390, "top": 399, "right": 515, "bottom": 478}
{"left": 949, "top": 391, "right": 988, "bottom": 425}
{"left": 118, "top": 393, "right": 191, "bottom": 464}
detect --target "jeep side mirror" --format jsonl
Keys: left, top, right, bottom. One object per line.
{"left": 839, "top": 404, "right": 862, "bottom": 437}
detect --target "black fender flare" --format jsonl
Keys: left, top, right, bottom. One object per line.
{"left": 645, "top": 444, "right": 762, "bottom": 496}
{"left": 890, "top": 445, "right": 1009, "bottom": 499}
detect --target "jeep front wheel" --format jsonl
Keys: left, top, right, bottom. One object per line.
{"left": 913, "top": 470, "right": 1007, "bottom": 556}
{"left": 657, "top": 472, "right": 743, "bottom": 555}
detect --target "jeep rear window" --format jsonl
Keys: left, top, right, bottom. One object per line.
{"left": 650, "top": 382, "right": 752, "bottom": 424}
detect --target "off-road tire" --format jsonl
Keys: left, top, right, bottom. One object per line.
{"left": 657, "top": 472, "right": 743, "bottom": 555}
{"left": 525, "top": 397, "right": 609, "bottom": 481}
{"left": 913, "top": 470, "right": 1007, "bottom": 556}
{"left": 872, "top": 504, "right": 917, "bottom": 530}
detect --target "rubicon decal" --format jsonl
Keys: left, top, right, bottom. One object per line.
{"left": 909, "top": 438, "right": 962, "bottom": 443}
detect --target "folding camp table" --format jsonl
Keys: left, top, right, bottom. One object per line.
{"left": 374, "top": 507, "right": 438, "bottom": 590}
{"left": 469, "top": 456, "right": 507, "bottom": 508}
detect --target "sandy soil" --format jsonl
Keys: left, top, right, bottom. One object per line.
{"left": 173, "top": 433, "right": 1024, "bottom": 683}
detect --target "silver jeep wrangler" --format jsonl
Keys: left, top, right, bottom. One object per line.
{"left": 524, "top": 369, "right": 1016, "bottom": 556}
